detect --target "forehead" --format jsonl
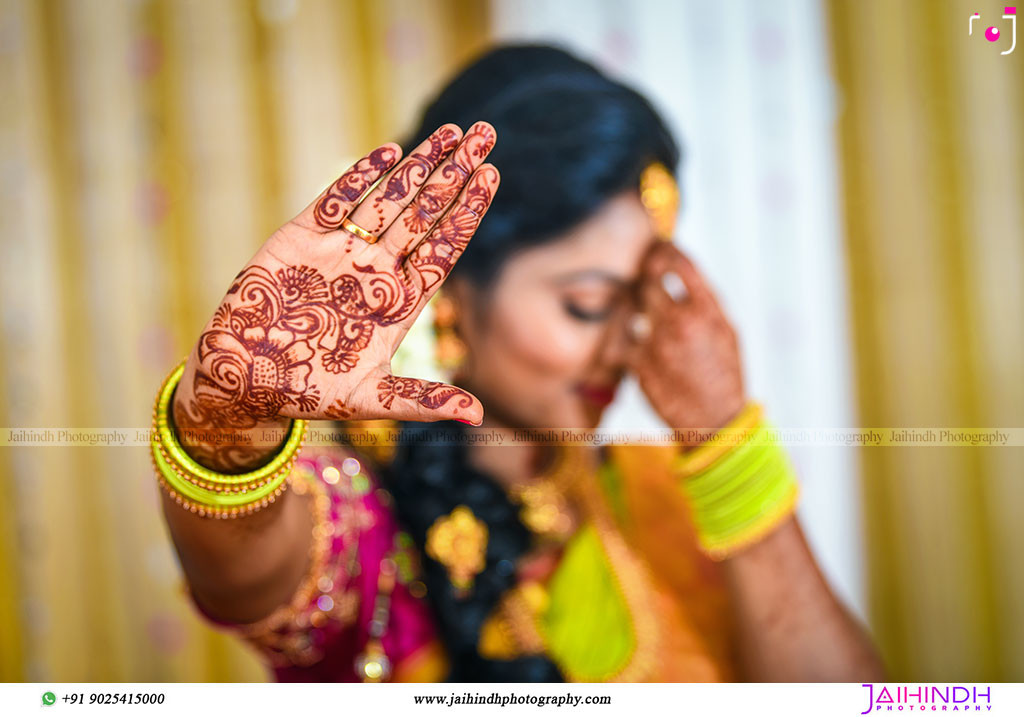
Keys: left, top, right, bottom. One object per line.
{"left": 504, "top": 191, "right": 657, "bottom": 284}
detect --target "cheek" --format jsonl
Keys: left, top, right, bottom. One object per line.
{"left": 490, "top": 297, "right": 597, "bottom": 378}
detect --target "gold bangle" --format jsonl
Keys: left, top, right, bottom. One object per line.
{"left": 151, "top": 443, "right": 292, "bottom": 519}
{"left": 151, "top": 360, "right": 307, "bottom": 518}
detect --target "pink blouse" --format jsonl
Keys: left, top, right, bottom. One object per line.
{"left": 203, "top": 447, "right": 442, "bottom": 682}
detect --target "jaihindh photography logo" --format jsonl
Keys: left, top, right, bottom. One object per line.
{"left": 860, "top": 685, "right": 993, "bottom": 713}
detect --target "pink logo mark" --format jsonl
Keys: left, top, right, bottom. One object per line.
{"left": 969, "top": 7, "right": 1017, "bottom": 54}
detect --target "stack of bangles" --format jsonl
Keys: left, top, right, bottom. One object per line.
{"left": 675, "top": 403, "right": 800, "bottom": 560}
{"left": 150, "top": 362, "right": 308, "bottom": 519}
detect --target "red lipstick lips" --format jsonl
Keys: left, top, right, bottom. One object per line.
{"left": 577, "top": 383, "right": 617, "bottom": 407}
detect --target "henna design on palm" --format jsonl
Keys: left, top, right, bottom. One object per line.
{"left": 323, "top": 400, "right": 353, "bottom": 420}
{"left": 191, "top": 266, "right": 323, "bottom": 426}
{"left": 190, "top": 263, "right": 397, "bottom": 419}
{"left": 322, "top": 264, "right": 418, "bottom": 373}
{"left": 188, "top": 248, "right": 488, "bottom": 427}
{"left": 174, "top": 123, "right": 498, "bottom": 471}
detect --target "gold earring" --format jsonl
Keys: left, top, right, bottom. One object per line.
{"left": 433, "top": 291, "right": 467, "bottom": 373}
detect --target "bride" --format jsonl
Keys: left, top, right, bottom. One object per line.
{"left": 152, "top": 45, "right": 884, "bottom": 682}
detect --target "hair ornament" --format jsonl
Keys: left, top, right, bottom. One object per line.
{"left": 640, "top": 162, "right": 680, "bottom": 241}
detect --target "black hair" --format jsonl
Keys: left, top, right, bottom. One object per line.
{"left": 386, "top": 44, "right": 680, "bottom": 681}
{"left": 401, "top": 44, "right": 679, "bottom": 286}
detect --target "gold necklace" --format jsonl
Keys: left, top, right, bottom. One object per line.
{"left": 484, "top": 450, "right": 662, "bottom": 682}
{"left": 507, "top": 447, "right": 587, "bottom": 543}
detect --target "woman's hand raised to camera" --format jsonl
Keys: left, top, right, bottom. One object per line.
{"left": 173, "top": 123, "right": 499, "bottom": 471}
{"left": 627, "top": 242, "right": 746, "bottom": 435}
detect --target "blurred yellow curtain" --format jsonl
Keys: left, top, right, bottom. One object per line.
{"left": 0, "top": 0, "right": 488, "bottom": 681}
{"left": 827, "top": 1, "right": 1024, "bottom": 680}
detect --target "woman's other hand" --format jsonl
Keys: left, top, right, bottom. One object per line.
{"left": 627, "top": 242, "right": 746, "bottom": 434}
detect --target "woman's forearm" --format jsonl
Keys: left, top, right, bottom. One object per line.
{"left": 160, "top": 483, "right": 312, "bottom": 624}
{"left": 721, "top": 517, "right": 886, "bottom": 682}
{"left": 160, "top": 354, "right": 312, "bottom": 624}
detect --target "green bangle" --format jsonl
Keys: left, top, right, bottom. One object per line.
{"left": 152, "top": 439, "right": 290, "bottom": 507}
{"left": 151, "top": 360, "right": 307, "bottom": 518}
{"left": 685, "top": 426, "right": 774, "bottom": 502}
{"left": 678, "top": 417, "right": 799, "bottom": 560}
{"left": 698, "top": 461, "right": 795, "bottom": 529}
{"left": 154, "top": 362, "right": 306, "bottom": 486}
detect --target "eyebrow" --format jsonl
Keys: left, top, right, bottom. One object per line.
{"left": 552, "top": 269, "right": 629, "bottom": 286}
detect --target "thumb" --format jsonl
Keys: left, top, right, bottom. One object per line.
{"left": 369, "top": 373, "right": 483, "bottom": 425}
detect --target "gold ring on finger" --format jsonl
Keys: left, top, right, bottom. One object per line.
{"left": 342, "top": 218, "right": 379, "bottom": 244}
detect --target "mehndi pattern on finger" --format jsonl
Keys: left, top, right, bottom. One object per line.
{"left": 381, "top": 126, "right": 461, "bottom": 206}
{"left": 407, "top": 165, "right": 499, "bottom": 292}
{"left": 403, "top": 123, "right": 495, "bottom": 236}
{"left": 313, "top": 146, "right": 399, "bottom": 230}
{"left": 376, "top": 375, "right": 474, "bottom": 412}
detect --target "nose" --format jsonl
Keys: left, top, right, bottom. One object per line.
{"left": 590, "top": 295, "right": 635, "bottom": 379}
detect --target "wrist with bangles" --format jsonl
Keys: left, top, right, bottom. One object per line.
{"left": 674, "top": 402, "right": 800, "bottom": 560}
{"left": 150, "top": 361, "right": 308, "bottom": 518}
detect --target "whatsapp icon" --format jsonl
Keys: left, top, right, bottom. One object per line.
{"left": 42, "top": 691, "right": 56, "bottom": 706}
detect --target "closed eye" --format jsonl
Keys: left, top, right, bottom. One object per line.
{"left": 564, "top": 302, "right": 613, "bottom": 323}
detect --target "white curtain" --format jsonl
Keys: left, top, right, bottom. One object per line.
{"left": 489, "top": 0, "right": 865, "bottom": 618}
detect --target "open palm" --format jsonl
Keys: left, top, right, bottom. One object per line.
{"left": 178, "top": 122, "right": 498, "bottom": 430}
